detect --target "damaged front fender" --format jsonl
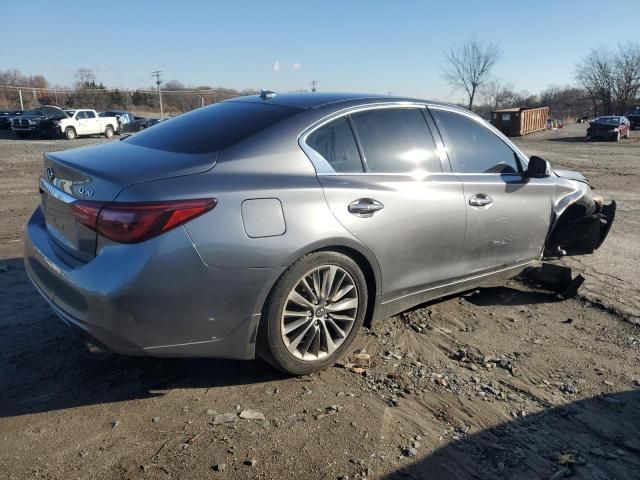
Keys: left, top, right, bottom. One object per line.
{"left": 545, "top": 173, "right": 616, "bottom": 256}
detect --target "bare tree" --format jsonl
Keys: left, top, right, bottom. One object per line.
{"left": 442, "top": 38, "right": 502, "bottom": 110}
{"left": 576, "top": 48, "right": 614, "bottom": 115}
{"left": 482, "top": 80, "right": 515, "bottom": 111}
{"left": 74, "top": 67, "right": 96, "bottom": 88}
{"left": 612, "top": 42, "right": 640, "bottom": 114}
{"left": 576, "top": 43, "right": 640, "bottom": 115}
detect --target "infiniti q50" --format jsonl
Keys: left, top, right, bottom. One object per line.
{"left": 24, "top": 92, "right": 615, "bottom": 374}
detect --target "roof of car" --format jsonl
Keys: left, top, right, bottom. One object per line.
{"left": 226, "top": 92, "right": 453, "bottom": 110}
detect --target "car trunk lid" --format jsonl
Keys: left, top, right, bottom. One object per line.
{"left": 40, "top": 141, "right": 217, "bottom": 261}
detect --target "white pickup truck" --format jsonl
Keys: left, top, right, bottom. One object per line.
{"left": 39, "top": 109, "right": 119, "bottom": 140}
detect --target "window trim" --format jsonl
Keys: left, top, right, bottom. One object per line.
{"left": 299, "top": 102, "right": 450, "bottom": 176}
{"left": 427, "top": 105, "right": 530, "bottom": 176}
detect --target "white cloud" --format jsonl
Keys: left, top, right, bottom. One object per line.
{"left": 272, "top": 61, "right": 280, "bottom": 72}
{"left": 292, "top": 62, "right": 301, "bottom": 70}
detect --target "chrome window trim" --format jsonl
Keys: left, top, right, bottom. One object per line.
{"left": 298, "top": 101, "right": 530, "bottom": 176}
{"left": 427, "top": 104, "right": 530, "bottom": 171}
{"left": 298, "top": 102, "right": 432, "bottom": 175}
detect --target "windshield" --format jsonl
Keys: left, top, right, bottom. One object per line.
{"left": 594, "top": 117, "right": 620, "bottom": 125}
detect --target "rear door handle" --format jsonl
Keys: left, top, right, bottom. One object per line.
{"left": 469, "top": 193, "right": 493, "bottom": 207}
{"left": 348, "top": 198, "right": 384, "bottom": 217}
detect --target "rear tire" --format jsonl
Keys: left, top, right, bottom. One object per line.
{"left": 625, "top": 129, "right": 630, "bottom": 139}
{"left": 615, "top": 131, "right": 621, "bottom": 142}
{"left": 104, "top": 126, "right": 114, "bottom": 138}
{"left": 65, "top": 127, "right": 76, "bottom": 140}
{"left": 257, "top": 251, "right": 368, "bottom": 375}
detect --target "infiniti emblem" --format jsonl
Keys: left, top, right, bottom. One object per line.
{"left": 46, "top": 167, "right": 54, "bottom": 181}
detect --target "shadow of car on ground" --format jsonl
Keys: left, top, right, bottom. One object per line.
{"left": 386, "top": 389, "right": 640, "bottom": 479}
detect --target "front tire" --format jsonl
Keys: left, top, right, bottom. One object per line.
{"left": 614, "top": 131, "right": 621, "bottom": 142}
{"left": 65, "top": 127, "right": 76, "bottom": 140}
{"left": 257, "top": 251, "right": 368, "bottom": 375}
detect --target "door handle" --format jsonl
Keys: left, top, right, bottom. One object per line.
{"left": 469, "top": 193, "right": 493, "bottom": 207}
{"left": 348, "top": 198, "right": 384, "bottom": 217}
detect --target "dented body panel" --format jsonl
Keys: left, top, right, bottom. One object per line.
{"left": 545, "top": 169, "right": 615, "bottom": 256}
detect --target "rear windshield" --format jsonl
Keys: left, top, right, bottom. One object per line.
{"left": 124, "top": 101, "right": 301, "bottom": 154}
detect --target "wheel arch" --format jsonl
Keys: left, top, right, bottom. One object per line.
{"left": 256, "top": 238, "right": 383, "bottom": 332}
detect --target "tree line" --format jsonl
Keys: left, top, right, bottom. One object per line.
{"left": 442, "top": 39, "right": 640, "bottom": 119}
{"left": 2, "top": 42, "right": 640, "bottom": 119}
{"left": 0, "top": 68, "right": 256, "bottom": 114}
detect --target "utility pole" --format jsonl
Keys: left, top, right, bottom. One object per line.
{"left": 151, "top": 70, "right": 164, "bottom": 119}
{"left": 310, "top": 80, "right": 318, "bottom": 92}
{"left": 18, "top": 89, "right": 24, "bottom": 110}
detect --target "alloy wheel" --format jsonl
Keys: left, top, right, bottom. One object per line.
{"left": 280, "top": 265, "right": 358, "bottom": 361}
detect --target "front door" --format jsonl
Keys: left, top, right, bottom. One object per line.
{"left": 304, "top": 106, "right": 468, "bottom": 303}
{"left": 430, "top": 107, "right": 556, "bottom": 275}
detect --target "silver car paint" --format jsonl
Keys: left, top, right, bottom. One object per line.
{"left": 23, "top": 93, "right": 606, "bottom": 360}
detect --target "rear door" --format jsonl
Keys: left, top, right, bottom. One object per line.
{"left": 429, "top": 107, "right": 556, "bottom": 275}
{"left": 306, "top": 105, "right": 468, "bottom": 302}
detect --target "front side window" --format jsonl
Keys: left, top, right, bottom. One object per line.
{"left": 431, "top": 109, "right": 521, "bottom": 174}
{"left": 350, "top": 108, "right": 442, "bottom": 174}
{"left": 75, "top": 111, "right": 86, "bottom": 120}
{"left": 306, "top": 117, "right": 363, "bottom": 173}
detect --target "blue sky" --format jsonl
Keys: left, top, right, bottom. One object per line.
{"left": 2, "top": 0, "right": 638, "bottom": 101}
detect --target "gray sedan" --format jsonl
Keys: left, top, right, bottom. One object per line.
{"left": 24, "top": 92, "right": 615, "bottom": 374}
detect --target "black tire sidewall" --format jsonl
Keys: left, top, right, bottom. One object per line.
{"left": 259, "top": 251, "right": 368, "bottom": 375}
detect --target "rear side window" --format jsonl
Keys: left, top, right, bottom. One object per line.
{"left": 85, "top": 111, "right": 96, "bottom": 119}
{"left": 125, "top": 102, "right": 301, "bottom": 154}
{"left": 350, "top": 108, "right": 442, "bottom": 174}
{"left": 306, "top": 117, "right": 363, "bottom": 173}
{"left": 431, "top": 109, "right": 520, "bottom": 174}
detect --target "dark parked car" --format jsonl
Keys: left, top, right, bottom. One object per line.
{"left": 0, "top": 110, "right": 23, "bottom": 130}
{"left": 586, "top": 116, "right": 631, "bottom": 141}
{"left": 99, "top": 110, "right": 136, "bottom": 134}
{"left": 11, "top": 105, "right": 68, "bottom": 138}
{"left": 628, "top": 107, "right": 640, "bottom": 130}
{"left": 24, "top": 93, "right": 615, "bottom": 374}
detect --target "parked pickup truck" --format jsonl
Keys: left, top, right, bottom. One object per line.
{"left": 11, "top": 106, "right": 68, "bottom": 138}
{"left": 39, "top": 109, "right": 119, "bottom": 140}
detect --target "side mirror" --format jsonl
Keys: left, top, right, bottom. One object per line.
{"left": 526, "top": 156, "right": 551, "bottom": 178}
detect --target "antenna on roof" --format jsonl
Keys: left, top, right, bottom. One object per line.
{"left": 260, "top": 89, "right": 277, "bottom": 99}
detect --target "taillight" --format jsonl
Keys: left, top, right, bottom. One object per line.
{"left": 71, "top": 198, "right": 216, "bottom": 244}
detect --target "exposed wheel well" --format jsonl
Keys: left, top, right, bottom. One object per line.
{"left": 547, "top": 203, "right": 588, "bottom": 250}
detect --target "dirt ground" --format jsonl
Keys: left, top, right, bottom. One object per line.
{"left": 0, "top": 124, "right": 638, "bottom": 480}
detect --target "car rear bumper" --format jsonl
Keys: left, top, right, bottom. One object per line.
{"left": 24, "top": 206, "right": 282, "bottom": 359}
